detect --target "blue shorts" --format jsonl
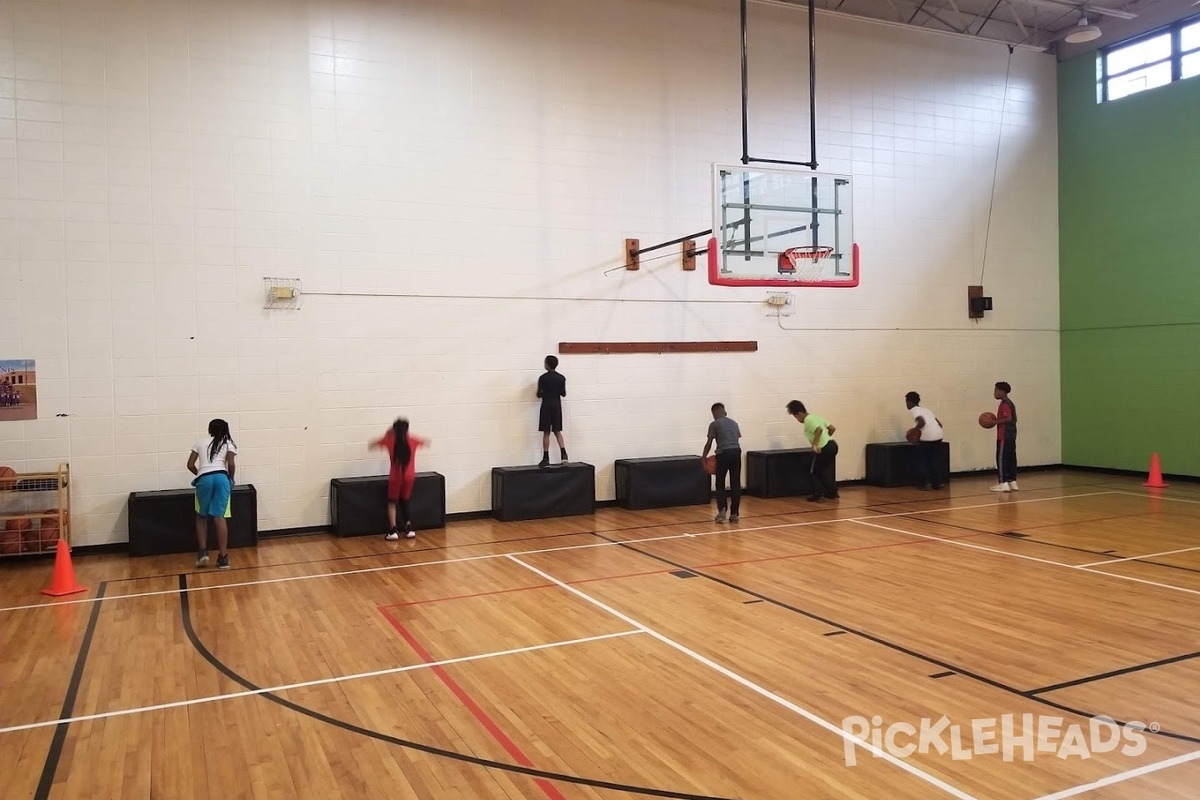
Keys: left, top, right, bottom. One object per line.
{"left": 194, "top": 472, "right": 232, "bottom": 518}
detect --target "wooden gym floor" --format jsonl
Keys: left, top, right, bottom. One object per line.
{"left": 2, "top": 469, "right": 1200, "bottom": 800}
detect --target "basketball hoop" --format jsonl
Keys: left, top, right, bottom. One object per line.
{"left": 778, "top": 246, "right": 834, "bottom": 282}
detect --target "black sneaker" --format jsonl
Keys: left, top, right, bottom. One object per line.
{"left": 826, "top": 492, "right": 840, "bottom": 500}
{"left": 216, "top": 553, "right": 230, "bottom": 570}
{"left": 538, "top": 456, "right": 550, "bottom": 467}
{"left": 196, "top": 550, "right": 210, "bottom": 567}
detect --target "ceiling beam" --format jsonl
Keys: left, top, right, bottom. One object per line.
{"left": 1013, "top": 0, "right": 1139, "bottom": 21}
{"left": 1005, "top": 0, "right": 1031, "bottom": 39}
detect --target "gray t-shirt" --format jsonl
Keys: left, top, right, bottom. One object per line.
{"left": 707, "top": 417, "right": 742, "bottom": 454}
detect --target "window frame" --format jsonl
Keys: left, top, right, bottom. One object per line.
{"left": 1098, "top": 14, "right": 1200, "bottom": 102}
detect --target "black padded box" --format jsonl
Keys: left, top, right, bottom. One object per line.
{"left": 745, "top": 449, "right": 829, "bottom": 498}
{"left": 614, "top": 456, "right": 710, "bottom": 510}
{"left": 491, "top": 463, "right": 595, "bottom": 522}
{"left": 330, "top": 473, "right": 447, "bottom": 536}
{"left": 865, "top": 442, "right": 951, "bottom": 488}
{"left": 128, "top": 485, "right": 258, "bottom": 557}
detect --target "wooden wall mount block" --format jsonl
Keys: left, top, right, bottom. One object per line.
{"left": 558, "top": 341, "right": 758, "bottom": 355}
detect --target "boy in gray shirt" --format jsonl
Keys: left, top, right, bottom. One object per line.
{"left": 702, "top": 402, "right": 742, "bottom": 523}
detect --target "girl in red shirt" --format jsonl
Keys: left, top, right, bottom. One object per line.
{"left": 370, "top": 418, "right": 430, "bottom": 540}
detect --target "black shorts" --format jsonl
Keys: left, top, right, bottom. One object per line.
{"left": 539, "top": 404, "right": 563, "bottom": 433}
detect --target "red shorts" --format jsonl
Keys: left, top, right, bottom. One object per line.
{"left": 388, "top": 469, "right": 414, "bottom": 502}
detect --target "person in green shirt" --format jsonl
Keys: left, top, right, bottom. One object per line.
{"left": 786, "top": 400, "right": 839, "bottom": 502}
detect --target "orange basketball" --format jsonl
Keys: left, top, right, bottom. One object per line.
{"left": 0, "top": 466, "right": 15, "bottom": 491}
{"left": 5, "top": 517, "right": 32, "bottom": 553}
{"left": 37, "top": 512, "right": 63, "bottom": 551}
{"left": 905, "top": 427, "right": 921, "bottom": 444}
{"left": 0, "top": 527, "right": 19, "bottom": 554}
{"left": 702, "top": 455, "right": 716, "bottom": 475}
{"left": 978, "top": 411, "right": 998, "bottom": 429}
{"left": 22, "top": 525, "right": 48, "bottom": 552}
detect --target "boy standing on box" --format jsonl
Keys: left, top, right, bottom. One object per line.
{"left": 537, "top": 355, "right": 568, "bottom": 467}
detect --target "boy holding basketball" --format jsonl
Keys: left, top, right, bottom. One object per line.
{"left": 990, "top": 381, "right": 1018, "bottom": 492}
{"left": 702, "top": 402, "right": 742, "bottom": 523}
{"left": 786, "top": 400, "right": 839, "bottom": 502}
{"left": 905, "top": 391, "right": 945, "bottom": 490}
{"left": 537, "top": 355, "right": 568, "bottom": 467}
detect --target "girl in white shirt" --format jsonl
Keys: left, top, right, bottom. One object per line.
{"left": 187, "top": 418, "right": 238, "bottom": 569}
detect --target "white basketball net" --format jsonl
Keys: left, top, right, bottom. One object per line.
{"left": 780, "top": 247, "right": 833, "bottom": 283}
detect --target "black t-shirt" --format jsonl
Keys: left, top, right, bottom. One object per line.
{"left": 538, "top": 371, "right": 566, "bottom": 406}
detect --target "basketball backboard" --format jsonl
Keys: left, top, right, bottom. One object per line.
{"left": 708, "top": 164, "right": 858, "bottom": 288}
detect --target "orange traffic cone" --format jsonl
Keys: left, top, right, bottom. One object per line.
{"left": 1143, "top": 453, "right": 1169, "bottom": 489}
{"left": 41, "top": 539, "right": 87, "bottom": 597}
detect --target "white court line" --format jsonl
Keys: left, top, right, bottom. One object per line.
{"left": 686, "top": 491, "right": 1123, "bottom": 542}
{"left": 1110, "top": 490, "right": 1200, "bottom": 506}
{"left": 507, "top": 555, "right": 978, "bottom": 800}
{"left": 850, "top": 519, "right": 1200, "bottom": 598}
{"left": 1032, "top": 749, "right": 1200, "bottom": 800}
{"left": 0, "top": 629, "right": 641, "bottom": 735}
{"left": 1078, "top": 545, "right": 1200, "bottom": 568}
{"left": 0, "top": 490, "right": 1122, "bottom": 614}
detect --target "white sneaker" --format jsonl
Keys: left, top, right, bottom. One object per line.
{"left": 989, "top": 482, "right": 1011, "bottom": 493}
{"left": 405, "top": 525, "right": 416, "bottom": 539}
{"left": 384, "top": 531, "right": 399, "bottom": 541}
{"left": 1008, "top": 481, "right": 1019, "bottom": 491}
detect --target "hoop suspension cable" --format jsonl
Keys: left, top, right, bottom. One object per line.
{"left": 979, "top": 45, "right": 1013, "bottom": 286}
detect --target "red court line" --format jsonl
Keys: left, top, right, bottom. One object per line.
{"left": 694, "top": 531, "right": 993, "bottom": 569}
{"left": 380, "top": 606, "right": 568, "bottom": 800}
{"left": 381, "top": 567, "right": 672, "bottom": 610}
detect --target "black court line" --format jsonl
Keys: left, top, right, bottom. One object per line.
{"left": 589, "top": 532, "right": 1200, "bottom": 745}
{"left": 822, "top": 631, "right": 847, "bottom": 637}
{"left": 929, "top": 672, "right": 956, "bottom": 679}
{"left": 850, "top": 511, "right": 1200, "bottom": 695}
{"left": 177, "top": 575, "right": 731, "bottom": 800}
{"left": 35, "top": 581, "right": 108, "bottom": 800}
{"left": 1029, "top": 650, "right": 1200, "bottom": 696}
{"left": 105, "top": 476, "right": 1125, "bottom": 586}
{"left": 742, "top": 599, "right": 764, "bottom": 604}
{"left": 904, "top": 514, "right": 1200, "bottom": 578}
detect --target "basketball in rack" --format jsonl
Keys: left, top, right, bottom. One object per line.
{"left": 778, "top": 245, "right": 834, "bottom": 281}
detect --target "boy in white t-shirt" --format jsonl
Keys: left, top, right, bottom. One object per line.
{"left": 905, "top": 392, "right": 944, "bottom": 490}
{"left": 187, "top": 418, "right": 238, "bottom": 569}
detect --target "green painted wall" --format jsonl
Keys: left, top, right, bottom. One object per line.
{"left": 1059, "top": 56, "right": 1200, "bottom": 475}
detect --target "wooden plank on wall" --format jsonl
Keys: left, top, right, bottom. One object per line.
{"left": 558, "top": 342, "right": 758, "bottom": 354}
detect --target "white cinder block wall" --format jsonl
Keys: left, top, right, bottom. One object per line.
{"left": 0, "top": 0, "right": 1060, "bottom": 545}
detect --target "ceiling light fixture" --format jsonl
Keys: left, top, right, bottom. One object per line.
{"left": 1064, "top": 17, "right": 1103, "bottom": 44}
